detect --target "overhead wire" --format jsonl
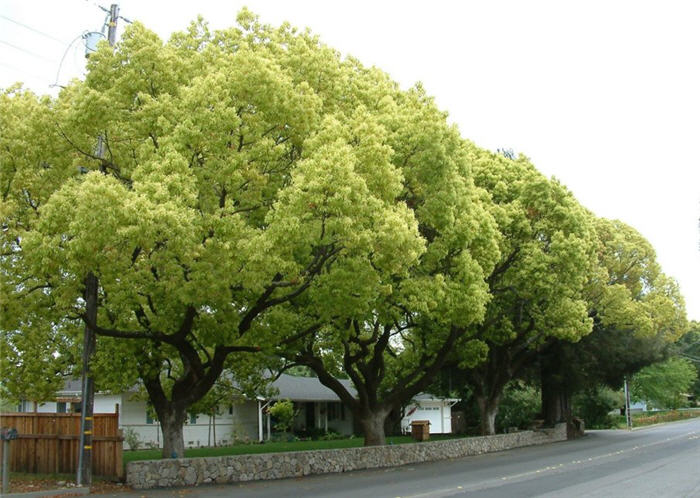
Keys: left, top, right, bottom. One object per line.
{"left": 0, "top": 39, "right": 56, "bottom": 63}
{"left": 0, "top": 14, "right": 69, "bottom": 45}
{"left": 0, "top": 61, "right": 53, "bottom": 87}
{"left": 52, "top": 33, "right": 89, "bottom": 89}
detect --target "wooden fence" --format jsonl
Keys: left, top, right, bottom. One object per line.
{"left": 0, "top": 412, "right": 123, "bottom": 479}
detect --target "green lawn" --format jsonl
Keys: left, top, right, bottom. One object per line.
{"left": 123, "top": 434, "right": 460, "bottom": 466}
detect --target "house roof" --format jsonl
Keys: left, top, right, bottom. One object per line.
{"left": 411, "top": 393, "right": 460, "bottom": 403}
{"left": 270, "top": 374, "right": 356, "bottom": 402}
{"left": 56, "top": 375, "right": 455, "bottom": 405}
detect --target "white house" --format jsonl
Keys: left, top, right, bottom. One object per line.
{"left": 400, "top": 393, "right": 460, "bottom": 434}
{"left": 22, "top": 376, "right": 457, "bottom": 448}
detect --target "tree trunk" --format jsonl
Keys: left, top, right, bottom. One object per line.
{"left": 358, "top": 410, "right": 389, "bottom": 446}
{"left": 476, "top": 395, "right": 500, "bottom": 436}
{"left": 540, "top": 344, "right": 571, "bottom": 427}
{"left": 541, "top": 382, "right": 570, "bottom": 426}
{"left": 158, "top": 406, "right": 188, "bottom": 458}
{"left": 212, "top": 412, "right": 216, "bottom": 447}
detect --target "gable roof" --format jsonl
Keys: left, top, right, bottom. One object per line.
{"left": 270, "top": 374, "right": 356, "bottom": 402}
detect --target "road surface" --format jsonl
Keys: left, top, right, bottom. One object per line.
{"left": 106, "top": 417, "right": 700, "bottom": 497}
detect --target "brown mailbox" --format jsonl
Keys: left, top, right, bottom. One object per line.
{"left": 410, "top": 420, "right": 431, "bottom": 441}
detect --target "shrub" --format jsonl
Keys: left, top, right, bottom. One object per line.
{"left": 496, "top": 382, "right": 541, "bottom": 432}
{"left": 320, "top": 430, "right": 343, "bottom": 441}
{"left": 269, "top": 399, "right": 296, "bottom": 433}
{"left": 573, "top": 386, "right": 622, "bottom": 428}
{"left": 123, "top": 427, "right": 142, "bottom": 451}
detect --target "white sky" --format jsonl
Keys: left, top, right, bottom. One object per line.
{"left": 2, "top": 0, "right": 698, "bottom": 321}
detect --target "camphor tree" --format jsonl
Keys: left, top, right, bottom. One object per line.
{"left": 1, "top": 88, "right": 82, "bottom": 405}
{"left": 538, "top": 218, "right": 688, "bottom": 426}
{"left": 280, "top": 87, "right": 501, "bottom": 445}
{"left": 454, "top": 149, "right": 598, "bottom": 435}
{"left": 0, "top": 11, "right": 426, "bottom": 457}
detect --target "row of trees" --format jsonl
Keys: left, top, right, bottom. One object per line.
{"left": 0, "top": 11, "right": 689, "bottom": 457}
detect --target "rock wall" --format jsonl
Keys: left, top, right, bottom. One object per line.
{"left": 127, "top": 424, "right": 567, "bottom": 489}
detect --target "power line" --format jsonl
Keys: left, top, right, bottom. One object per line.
{"left": 0, "top": 61, "right": 52, "bottom": 87}
{"left": 0, "top": 15, "right": 68, "bottom": 45}
{"left": 53, "top": 33, "right": 86, "bottom": 89}
{"left": 0, "top": 39, "right": 56, "bottom": 63}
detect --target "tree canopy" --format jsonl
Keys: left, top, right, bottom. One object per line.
{"left": 1, "top": 11, "right": 427, "bottom": 455}
{"left": 1, "top": 9, "right": 692, "bottom": 451}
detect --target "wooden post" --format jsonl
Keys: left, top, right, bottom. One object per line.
{"left": 2, "top": 438, "right": 10, "bottom": 494}
{"left": 32, "top": 413, "right": 38, "bottom": 473}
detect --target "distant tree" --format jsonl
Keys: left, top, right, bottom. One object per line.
{"left": 676, "top": 321, "right": 700, "bottom": 399}
{"left": 631, "top": 357, "right": 697, "bottom": 409}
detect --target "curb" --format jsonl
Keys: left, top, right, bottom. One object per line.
{"left": 1, "top": 486, "right": 90, "bottom": 498}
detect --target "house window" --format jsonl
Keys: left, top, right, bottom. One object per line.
{"left": 190, "top": 413, "right": 197, "bottom": 424}
{"left": 327, "top": 402, "right": 344, "bottom": 421}
{"left": 57, "top": 402, "right": 67, "bottom": 413}
{"left": 146, "top": 413, "right": 154, "bottom": 424}
{"left": 71, "top": 402, "right": 81, "bottom": 413}
{"left": 229, "top": 404, "right": 233, "bottom": 415}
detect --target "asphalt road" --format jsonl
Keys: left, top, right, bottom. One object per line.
{"left": 108, "top": 418, "right": 700, "bottom": 498}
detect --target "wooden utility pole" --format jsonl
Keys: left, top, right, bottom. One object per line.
{"left": 77, "top": 4, "right": 119, "bottom": 487}
{"left": 107, "top": 4, "right": 120, "bottom": 46}
{"left": 624, "top": 377, "right": 632, "bottom": 430}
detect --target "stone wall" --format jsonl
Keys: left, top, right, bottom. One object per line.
{"left": 127, "top": 424, "right": 567, "bottom": 489}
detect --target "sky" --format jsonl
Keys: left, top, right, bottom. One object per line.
{"left": 1, "top": 0, "right": 699, "bottom": 321}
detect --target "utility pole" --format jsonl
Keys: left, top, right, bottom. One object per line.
{"left": 77, "top": 4, "right": 119, "bottom": 488}
{"left": 624, "top": 377, "right": 632, "bottom": 430}
{"left": 107, "top": 4, "right": 119, "bottom": 46}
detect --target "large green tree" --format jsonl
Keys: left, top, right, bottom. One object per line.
{"left": 455, "top": 149, "right": 597, "bottom": 435}
{"left": 0, "top": 12, "right": 427, "bottom": 456}
{"left": 538, "top": 218, "right": 687, "bottom": 426}
{"left": 278, "top": 87, "right": 500, "bottom": 445}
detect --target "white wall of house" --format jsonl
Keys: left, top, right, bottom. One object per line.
{"left": 401, "top": 400, "right": 455, "bottom": 434}
{"left": 119, "top": 397, "right": 260, "bottom": 449}
{"left": 33, "top": 394, "right": 121, "bottom": 414}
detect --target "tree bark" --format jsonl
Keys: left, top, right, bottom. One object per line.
{"left": 476, "top": 395, "right": 500, "bottom": 436}
{"left": 540, "top": 344, "right": 571, "bottom": 427}
{"left": 158, "top": 405, "right": 188, "bottom": 458}
{"left": 358, "top": 409, "right": 389, "bottom": 446}
{"left": 212, "top": 412, "right": 217, "bottom": 447}
{"left": 541, "top": 380, "right": 570, "bottom": 426}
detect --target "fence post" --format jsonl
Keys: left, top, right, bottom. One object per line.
{"left": 2, "top": 438, "right": 9, "bottom": 494}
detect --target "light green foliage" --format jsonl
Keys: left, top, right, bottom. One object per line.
{"left": 287, "top": 86, "right": 502, "bottom": 409}
{"left": 469, "top": 149, "right": 597, "bottom": 349}
{"left": 0, "top": 86, "right": 81, "bottom": 402}
{"left": 589, "top": 218, "right": 687, "bottom": 342}
{"left": 268, "top": 399, "right": 296, "bottom": 433}
{"left": 0, "top": 11, "right": 427, "bottom": 419}
{"left": 631, "top": 357, "right": 697, "bottom": 409}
